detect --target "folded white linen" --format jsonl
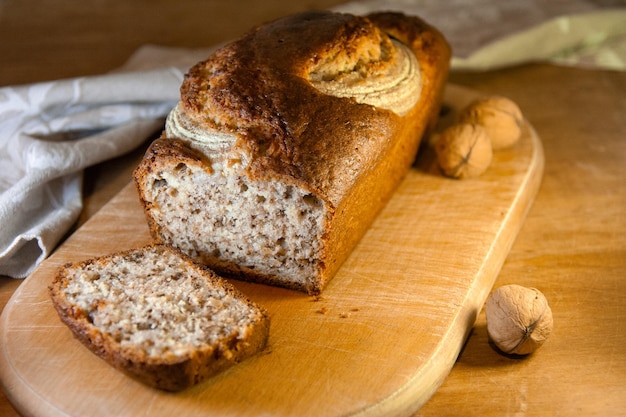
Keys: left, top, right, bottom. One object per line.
{"left": 0, "top": 68, "right": 184, "bottom": 277}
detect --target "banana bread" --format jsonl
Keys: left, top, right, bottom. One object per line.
{"left": 49, "top": 244, "right": 270, "bottom": 391}
{"left": 134, "top": 11, "right": 450, "bottom": 294}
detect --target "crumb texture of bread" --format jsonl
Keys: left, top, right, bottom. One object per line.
{"left": 134, "top": 11, "right": 451, "bottom": 295}
{"left": 145, "top": 151, "right": 326, "bottom": 292}
{"left": 49, "top": 245, "right": 270, "bottom": 391}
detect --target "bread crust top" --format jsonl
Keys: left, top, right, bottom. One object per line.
{"left": 175, "top": 11, "right": 450, "bottom": 207}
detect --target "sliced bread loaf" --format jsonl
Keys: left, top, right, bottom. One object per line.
{"left": 134, "top": 11, "right": 451, "bottom": 295}
{"left": 49, "top": 244, "right": 270, "bottom": 391}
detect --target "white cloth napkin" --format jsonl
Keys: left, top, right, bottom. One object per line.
{"left": 334, "top": 0, "right": 626, "bottom": 70}
{"left": 0, "top": 68, "right": 185, "bottom": 277}
{"left": 1, "top": 0, "right": 624, "bottom": 279}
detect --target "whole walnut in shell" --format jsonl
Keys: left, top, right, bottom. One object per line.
{"left": 434, "top": 123, "right": 493, "bottom": 179}
{"left": 485, "top": 285, "right": 553, "bottom": 355}
{"left": 459, "top": 96, "right": 523, "bottom": 150}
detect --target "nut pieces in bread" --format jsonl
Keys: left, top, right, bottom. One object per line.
{"left": 49, "top": 244, "right": 270, "bottom": 391}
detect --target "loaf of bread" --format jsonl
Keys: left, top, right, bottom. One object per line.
{"left": 49, "top": 244, "right": 270, "bottom": 391}
{"left": 134, "top": 11, "right": 450, "bottom": 294}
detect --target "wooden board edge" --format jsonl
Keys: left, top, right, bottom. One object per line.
{"left": 0, "top": 313, "right": 69, "bottom": 417}
{"left": 351, "top": 124, "right": 545, "bottom": 417}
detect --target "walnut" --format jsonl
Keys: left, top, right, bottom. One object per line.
{"left": 459, "top": 96, "right": 524, "bottom": 150}
{"left": 434, "top": 123, "right": 493, "bottom": 179}
{"left": 485, "top": 285, "right": 553, "bottom": 355}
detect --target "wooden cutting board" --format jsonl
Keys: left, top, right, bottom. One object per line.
{"left": 0, "top": 84, "right": 544, "bottom": 417}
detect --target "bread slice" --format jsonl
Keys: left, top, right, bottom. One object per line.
{"left": 49, "top": 244, "right": 270, "bottom": 391}
{"left": 134, "top": 11, "right": 450, "bottom": 294}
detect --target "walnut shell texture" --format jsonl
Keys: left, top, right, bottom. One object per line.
{"left": 460, "top": 96, "right": 523, "bottom": 150}
{"left": 434, "top": 122, "right": 493, "bottom": 179}
{"left": 485, "top": 284, "right": 553, "bottom": 355}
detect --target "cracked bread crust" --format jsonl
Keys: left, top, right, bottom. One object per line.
{"left": 177, "top": 10, "right": 450, "bottom": 202}
{"left": 134, "top": 11, "right": 450, "bottom": 294}
{"left": 49, "top": 244, "right": 270, "bottom": 391}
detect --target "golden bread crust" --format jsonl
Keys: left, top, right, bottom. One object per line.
{"left": 134, "top": 11, "right": 450, "bottom": 294}
{"left": 178, "top": 11, "right": 449, "bottom": 204}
